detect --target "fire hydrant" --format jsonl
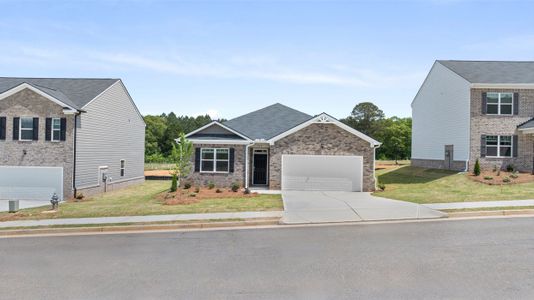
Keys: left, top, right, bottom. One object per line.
{"left": 50, "top": 193, "right": 59, "bottom": 210}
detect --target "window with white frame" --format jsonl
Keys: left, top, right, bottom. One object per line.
{"left": 200, "top": 148, "right": 229, "bottom": 173}
{"left": 51, "top": 118, "right": 61, "bottom": 141}
{"left": 486, "top": 92, "right": 513, "bottom": 115}
{"left": 486, "top": 135, "right": 512, "bottom": 157}
{"left": 120, "top": 159, "right": 125, "bottom": 177}
{"left": 20, "top": 117, "right": 34, "bottom": 141}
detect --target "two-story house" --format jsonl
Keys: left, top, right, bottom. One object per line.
{"left": 0, "top": 77, "right": 145, "bottom": 201}
{"left": 412, "top": 60, "right": 534, "bottom": 173}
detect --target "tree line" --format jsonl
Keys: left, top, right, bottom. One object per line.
{"left": 144, "top": 102, "right": 411, "bottom": 162}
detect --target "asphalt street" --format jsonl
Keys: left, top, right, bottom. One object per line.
{"left": 1, "top": 217, "right": 534, "bottom": 299}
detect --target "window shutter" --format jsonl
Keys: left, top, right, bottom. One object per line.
{"left": 513, "top": 135, "right": 518, "bottom": 158}
{"left": 0, "top": 117, "right": 6, "bottom": 140}
{"left": 194, "top": 148, "right": 201, "bottom": 172}
{"left": 481, "top": 92, "right": 487, "bottom": 114}
{"left": 60, "top": 118, "right": 67, "bottom": 141}
{"left": 45, "top": 118, "right": 52, "bottom": 141}
{"left": 229, "top": 148, "right": 235, "bottom": 173}
{"left": 13, "top": 117, "right": 19, "bottom": 140}
{"left": 513, "top": 93, "right": 519, "bottom": 115}
{"left": 480, "top": 135, "right": 486, "bottom": 158}
{"left": 32, "top": 118, "right": 39, "bottom": 140}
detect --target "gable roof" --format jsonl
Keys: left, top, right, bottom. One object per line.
{"left": 223, "top": 103, "right": 313, "bottom": 140}
{"left": 518, "top": 118, "right": 534, "bottom": 130}
{"left": 437, "top": 60, "right": 534, "bottom": 84}
{"left": 0, "top": 77, "right": 120, "bottom": 110}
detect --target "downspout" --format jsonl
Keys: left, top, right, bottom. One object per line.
{"left": 72, "top": 112, "right": 80, "bottom": 197}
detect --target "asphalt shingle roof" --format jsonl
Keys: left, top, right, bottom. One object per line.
{"left": 0, "top": 77, "right": 120, "bottom": 110}
{"left": 518, "top": 118, "right": 534, "bottom": 130}
{"left": 438, "top": 60, "right": 534, "bottom": 84}
{"left": 223, "top": 103, "right": 313, "bottom": 140}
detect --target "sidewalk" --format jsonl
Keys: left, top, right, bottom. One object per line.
{"left": 0, "top": 211, "right": 283, "bottom": 228}
{"left": 424, "top": 200, "right": 534, "bottom": 210}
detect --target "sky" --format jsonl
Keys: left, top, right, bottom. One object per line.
{"left": 1, "top": 0, "right": 534, "bottom": 120}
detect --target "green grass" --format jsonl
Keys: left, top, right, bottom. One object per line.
{"left": 374, "top": 166, "right": 534, "bottom": 204}
{"left": 0, "top": 180, "right": 283, "bottom": 221}
{"left": 144, "top": 163, "right": 175, "bottom": 171}
{"left": 376, "top": 160, "right": 411, "bottom": 166}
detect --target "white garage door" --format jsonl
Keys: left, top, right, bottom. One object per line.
{"left": 282, "top": 155, "right": 363, "bottom": 192}
{"left": 0, "top": 166, "right": 63, "bottom": 201}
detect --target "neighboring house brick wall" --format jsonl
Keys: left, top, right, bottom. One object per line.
{"left": 470, "top": 88, "right": 534, "bottom": 172}
{"left": 186, "top": 144, "right": 247, "bottom": 188}
{"left": 75, "top": 81, "right": 145, "bottom": 195}
{"left": 0, "top": 89, "right": 75, "bottom": 199}
{"left": 269, "top": 123, "right": 376, "bottom": 192}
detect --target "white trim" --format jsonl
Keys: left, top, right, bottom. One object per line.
{"left": 189, "top": 139, "right": 251, "bottom": 145}
{"left": 472, "top": 83, "right": 534, "bottom": 89}
{"left": 51, "top": 117, "right": 61, "bottom": 142}
{"left": 19, "top": 116, "right": 34, "bottom": 141}
{"left": 485, "top": 135, "right": 513, "bottom": 158}
{"left": 199, "top": 148, "right": 230, "bottom": 173}
{"left": 519, "top": 128, "right": 534, "bottom": 134}
{"left": 267, "top": 113, "right": 381, "bottom": 147}
{"left": 184, "top": 121, "right": 252, "bottom": 141}
{"left": 485, "top": 92, "right": 513, "bottom": 116}
{"left": 0, "top": 83, "right": 77, "bottom": 112}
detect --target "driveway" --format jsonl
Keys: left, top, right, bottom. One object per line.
{"left": 281, "top": 191, "right": 445, "bottom": 224}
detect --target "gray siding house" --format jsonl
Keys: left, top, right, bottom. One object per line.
{"left": 412, "top": 60, "right": 534, "bottom": 173}
{"left": 0, "top": 77, "right": 145, "bottom": 201}
{"left": 183, "top": 103, "right": 380, "bottom": 192}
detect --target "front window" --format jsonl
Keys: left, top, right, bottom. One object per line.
{"left": 20, "top": 117, "right": 34, "bottom": 141}
{"left": 486, "top": 135, "right": 512, "bottom": 158}
{"left": 200, "top": 148, "right": 229, "bottom": 173}
{"left": 51, "top": 118, "right": 61, "bottom": 141}
{"left": 120, "top": 160, "right": 125, "bottom": 177}
{"left": 486, "top": 93, "right": 513, "bottom": 115}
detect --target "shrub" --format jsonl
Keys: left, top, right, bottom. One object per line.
{"left": 243, "top": 188, "right": 251, "bottom": 195}
{"left": 189, "top": 192, "right": 197, "bottom": 197}
{"left": 207, "top": 181, "right": 215, "bottom": 189}
{"left": 194, "top": 186, "right": 200, "bottom": 193}
{"left": 377, "top": 183, "right": 386, "bottom": 191}
{"left": 510, "top": 172, "right": 519, "bottom": 179}
{"left": 183, "top": 182, "right": 192, "bottom": 190}
{"left": 75, "top": 192, "right": 84, "bottom": 200}
{"left": 483, "top": 176, "right": 493, "bottom": 180}
{"left": 231, "top": 182, "right": 240, "bottom": 192}
{"left": 497, "top": 170, "right": 501, "bottom": 176}
{"left": 215, "top": 188, "right": 223, "bottom": 193}
{"left": 506, "top": 164, "right": 515, "bottom": 172}
{"left": 502, "top": 176, "right": 511, "bottom": 183}
{"left": 170, "top": 174, "right": 178, "bottom": 192}
{"left": 473, "top": 159, "right": 481, "bottom": 176}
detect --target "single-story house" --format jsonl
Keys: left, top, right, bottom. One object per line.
{"left": 0, "top": 77, "right": 145, "bottom": 201}
{"left": 183, "top": 103, "right": 380, "bottom": 192}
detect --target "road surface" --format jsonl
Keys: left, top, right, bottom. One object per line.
{"left": 2, "top": 217, "right": 534, "bottom": 299}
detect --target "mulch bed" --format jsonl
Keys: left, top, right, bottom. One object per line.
{"left": 158, "top": 187, "right": 259, "bottom": 205}
{"left": 468, "top": 170, "right": 534, "bottom": 185}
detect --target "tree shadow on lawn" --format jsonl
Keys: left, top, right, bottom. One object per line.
{"left": 378, "top": 166, "right": 458, "bottom": 184}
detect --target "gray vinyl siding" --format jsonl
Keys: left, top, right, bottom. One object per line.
{"left": 75, "top": 81, "right": 145, "bottom": 188}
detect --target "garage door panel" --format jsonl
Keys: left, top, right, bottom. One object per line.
{"left": 282, "top": 155, "right": 362, "bottom": 192}
{"left": 0, "top": 167, "right": 63, "bottom": 200}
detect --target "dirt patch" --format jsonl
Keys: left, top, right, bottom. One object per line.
{"left": 468, "top": 171, "right": 534, "bottom": 185}
{"left": 145, "top": 170, "right": 173, "bottom": 176}
{"left": 158, "top": 187, "right": 259, "bottom": 205}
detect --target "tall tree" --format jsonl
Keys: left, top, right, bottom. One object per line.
{"left": 342, "top": 102, "right": 385, "bottom": 138}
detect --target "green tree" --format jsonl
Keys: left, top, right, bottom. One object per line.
{"left": 341, "top": 102, "right": 385, "bottom": 138}
{"left": 171, "top": 133, "right": 195, "bottom": 187}
{"left": 375, "top": 117, "right": 412, "bottom": 163}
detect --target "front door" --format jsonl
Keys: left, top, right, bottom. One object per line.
{"left": 253, "top": 149, "right": 268, "bottom": 185}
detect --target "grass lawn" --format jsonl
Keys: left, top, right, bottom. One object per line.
{"left": 374, "top": 166, "right": 534, "bottom": 204}
{"left": 0, "top": 180, "right": 283, "bottom": 221}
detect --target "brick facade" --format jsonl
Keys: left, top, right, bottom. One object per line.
{"left": 470, "top": 88, "right": 534, "bottom": 172}
{"left": 0, "top": 89, "right": 75, "bottom": 199}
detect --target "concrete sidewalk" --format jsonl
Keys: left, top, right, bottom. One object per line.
{"left": 0, "top": 200, "right": 53, "bottom": 212}
{"left": 424, "top": 200, "right": 534, "bottom": 210}
{"left": 0, "top": 211, "right": 283, "bottom": 228}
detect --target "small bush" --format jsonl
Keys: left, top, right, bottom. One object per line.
{"left": 189, "top": 192, "right": 197, "bottom": 197}
{"left": 231, "top": 182, "right": 240, "bottom": 192}
{"left": 377, "top": 183, "right": 386, "bottom": 191}
{"left": 483, "top": 176, "right": 493, "bottom": 180}
{"left": 207, "top": 181, "right": 215, "bottom": 189}
{"left": 170, "top": 174, "right": 178, "bottom": 192}
{"left": 215, "top": 188, "right": 223, "bottom": 193}
{"left": 243, "top": 188, "right": 251, "bottom": 195}
{"left": 474, "top": 159, "right": 481, "bottom": 176}
{"left": 75, "top": 192, "right": 84, "bottom": 200}
{"left": 506, "top": 164, "right": 515, "bottom": 172}
{"left": 497, "top": 170, "right": 501, "bottom": 176}
{"left": 194, "top": 186, "right": 200, "bottom": 193}
{"left": 183, "top": 182, "right": 192, "bottom": 190}
{"left": 510, "top": 173, "right": 519, "bottom": 179}
{"left": 502, "top": 176, "right": 511, "bottom": 183}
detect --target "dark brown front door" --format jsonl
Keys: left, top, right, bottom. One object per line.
{"left": 253, "top": 151, "right": 268, "bottom": 185}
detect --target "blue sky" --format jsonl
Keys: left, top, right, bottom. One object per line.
{"left": 1, "top": 0, "right": 534, "bottom": 119}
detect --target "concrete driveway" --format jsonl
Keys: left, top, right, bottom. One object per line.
{"left": 281, "top": 191, "right": 445, "bottom": 224}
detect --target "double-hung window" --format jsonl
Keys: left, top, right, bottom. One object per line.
{"left": 120, "top": 160, "right": 125, "bottom": 177}
{"left": 486, "top": 93, "right": 513, "bottom": 115}
{"left": 20, "top": 117, "right": 34, "bottom": 141}
{"left": 200, "top": 148, "right": 229, "bottom": 173}
{"left": 486, "top": 135, "right": 512, "bottom": 157}
{"left": 51, "top": 118, "right": 61, "bottom": 141}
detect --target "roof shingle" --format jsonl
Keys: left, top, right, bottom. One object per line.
{"left": 438, "top": 60, "right": 534, "bottom": 84}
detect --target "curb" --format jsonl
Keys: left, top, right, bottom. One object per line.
{"left": 447, "top": 209, "right": 534, "bottom": 218}
{"left": 0, "top": 218, "right": 280, "bottom": 237}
